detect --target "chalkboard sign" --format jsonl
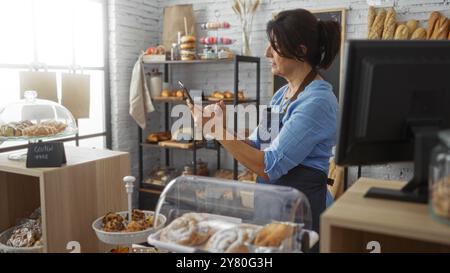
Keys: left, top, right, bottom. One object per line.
{"left": 273, "top": 8, "right": 346, "bottom": 101}
{"left": 26, "top": 142, "right": 67, "bottom": 168}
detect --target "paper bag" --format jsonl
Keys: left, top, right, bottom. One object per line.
{"left": 19, "top": 71, "right": 58, "bottom": 102}
{"left": 162, "top": 4, "right": 196, "bottom": 49}
{"left": 61, "top": 73, "right": 91, "bottom": 119}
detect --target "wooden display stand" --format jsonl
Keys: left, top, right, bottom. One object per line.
{"left": 0, "top": 146, "right": 129, "bottom": 253}
{"left": 321, "top": 178, "right": 450, "bottom": 253}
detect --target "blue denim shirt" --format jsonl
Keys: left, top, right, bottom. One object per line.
{"left": 248, "top": 80, "right": 338, "bottom": 183}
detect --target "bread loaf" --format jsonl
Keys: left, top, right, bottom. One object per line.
{"left": 367, "top": 6, "right": 376, "bottom": 36}
{"left": 394, "top": 24, "right": 409, "bottom": 40}
{"left": 368, "top": 8, "right": 386, "bottom": 39}
{"left": 382, "top": 12, "right": 396, "bottom": 39}
{"left": 406, "top": 20, "right": 418, "bottom": 38}
{"left": 411, "top": 27, "right": 427, "bottom": 40}
{"left": 427, "top": 11, "right": 441, "bottom": 39}
{"left": 431, "top": 16, "right": 449, "bottom": 40}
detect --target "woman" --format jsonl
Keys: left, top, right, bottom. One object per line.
{"left": 188, "top": 9, "right": 340, "bottom": 234}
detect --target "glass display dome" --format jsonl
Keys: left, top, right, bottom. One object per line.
{"left": 0, "top": 90, "right": 78, "bottom": 142}
{"left": 148, "top": 175, "right": 318, "bottom": 253}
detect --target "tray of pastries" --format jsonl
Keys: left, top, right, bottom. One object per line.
{"left": 207, "top": 90, "right": 246, "bottom": 102}
{"left": 0, "top": 120, "right": 70, "bottom": 140}
{"left": 0, "top": 208, "right": 43, "bottom": 253}
{"left": 147, "top": 212, "right": 318, "bottom": 253}
{"left": 92, "top": 209, "right": 167, "bottom": 245}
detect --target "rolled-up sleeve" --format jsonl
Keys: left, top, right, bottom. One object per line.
{"left": 263, "top": 98, "right": 333, "bottom": 181}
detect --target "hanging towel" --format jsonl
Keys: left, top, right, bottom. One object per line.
{"left": 129, "top": 52, "right": 155, "bottom": 128}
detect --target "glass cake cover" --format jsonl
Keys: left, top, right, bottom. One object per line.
{"left": 149, "top": 175, "right": 317, "bottom": 253}
{"left": 0, "top": 90, "right": 78, "bottom": 141}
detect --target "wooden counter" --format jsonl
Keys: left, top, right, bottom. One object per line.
{"left": 0, "top": 146, "right": 129, "bottom": 253}
{"left": 321, "top": 178, "right": 450, "bottom": 253}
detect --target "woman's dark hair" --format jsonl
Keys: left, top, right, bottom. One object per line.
{"left": 266, "top": 8, "right": 341, "bottom": 70}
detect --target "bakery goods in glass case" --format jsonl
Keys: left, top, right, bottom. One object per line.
{"left": 160, "top": 213, "right": 214, "bottom": 246}
{"left": 205, "top": 224, "right": 259, "bottom": 253}
{"left": 148, "top": 176, "right": 318, "bottom": 253}
{"left": 0, "top": 91, "right": 77, "bottom": 140}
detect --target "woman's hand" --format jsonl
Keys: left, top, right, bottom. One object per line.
{"left": 186, "top": 100, "right": 227, "bottom": 139}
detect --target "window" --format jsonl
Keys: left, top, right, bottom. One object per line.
{"left": 0, "top": 0, "right": 109, "bottom": 150}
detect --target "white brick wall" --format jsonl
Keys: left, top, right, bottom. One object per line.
{"left": 109, "top": 0, "right": 450, "bottom": 190}
{"left": 108, "top": 0, "right": 163, "bottom": 204}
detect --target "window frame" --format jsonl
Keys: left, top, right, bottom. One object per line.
{"left": 0, "top": 0, "right": 111, "bottom": 152}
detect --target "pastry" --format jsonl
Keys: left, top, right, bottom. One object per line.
{"left": 180, "top": 43, "right": 195, "bottom": 50}
{"left": 101, "top": 209, "right": 153, "bottom": 232}
{"left": 180, "top": 35, "right": 196, "bottom": 60}
{"left": 40, "top": 120, "right": 67, "bottom": 133}
{"left": 411, "top": 27, "right": 427, "bottom": 40}
{"left": 223, "top": 91, "right": 233, "bottom": 99}
{"left": 22, "top": 125, "right": 58, "bottom": 137}
{"left": 146, "top": 132, "right": 171, "bottom": 143}
{"left": 159, "top": 213, "right": 213, "bottom": 246}
{"left": 406, "top": 19, "right": 418, "bottom": 38}
{"left": 180, "top": 35, "right": 196, "bottom": 44}
{"left": 431, "top": 16, "right": 449, "bottom": 40}
{"left": 7, "top": 218, "right": 42, "bottom": 248}
{"left": 382, "top": 8, "right": 396, "bottom": 40}
{"left": 212, "top": 91, "right": 224, "bottom": 99}
{"left": 102, "top": 212, "right": 125, "bottom": 232}
{"left": 367, "top": 6, "right": 376, "bottom": 36}
{"left": 206, "top": 224, "right": 259, "bottom": 253}
{"left": 238, "top": 169, "right": 257, "bottom": 182}
{"left": 237, "top": 90, "right": 245, "bottom": 100}
{"left": 394, "top": 24, "right": 409, "bottom": 40}
{"left": 176, "top": 90, "right": 184, "bottom": 98}
{"left": 161, "top": 89, "right": 170, "bottom": 97}
{"left": 427, "top": 11, "right": 441, "bottom": 39}
{"left": 368, "top": 8, "right": 386, "bottom": 39}
{"left": 180, "top": 50, "right": 196, "bottom": 61}
{"left": 0, "top": 120, "right": 35, "bottom": 137}
{"left": 252, "top": 222, "right": 297, "bottom": 247}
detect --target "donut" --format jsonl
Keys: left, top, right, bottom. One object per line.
{"left": 180, "top": 43, "right": 195, "bottom": 50}
{"left": 181, "top": 35, "right": 196, "bottom": 44}
{"left": 160, "top": 213, "right": 213, "bottom": 246}
{"left": 206, "top": 224, "right": 259, "bottom": 253}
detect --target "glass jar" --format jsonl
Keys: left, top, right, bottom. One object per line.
{"left": 429, "top": 129, "right": 450, "bottom": 225}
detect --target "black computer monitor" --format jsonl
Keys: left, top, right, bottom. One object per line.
{"left": 336, "top": 40, "right": 450, "bottom": 203}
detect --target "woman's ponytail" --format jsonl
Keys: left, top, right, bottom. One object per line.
{"left": 317, "top": 20, "right": 341, "bottom": 69}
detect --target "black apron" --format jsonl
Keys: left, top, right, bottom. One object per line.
{"left": 254, "top": 70, "right": 327, "bottom": 235}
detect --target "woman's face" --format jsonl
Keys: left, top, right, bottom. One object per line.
{"left": 265, "top": 43, "right": 300, "bottom": 77}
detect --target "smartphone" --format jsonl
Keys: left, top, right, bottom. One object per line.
{"left": 177, "top": 80, "right": 194, "bottom": 105}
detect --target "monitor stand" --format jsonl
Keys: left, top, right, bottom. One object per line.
{"left": 364, "top": 128, "right": 439, "bottom": 204}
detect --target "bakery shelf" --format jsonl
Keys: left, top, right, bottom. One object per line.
{"left": 143, "top": 58, "right": 234, "bottom": 65}
{"left": 138, "top": 55, "right": 261, "bottom": 211}
{"left": 152, "top": 97, "right": 258, "bottom": 105}
{"left": 141, "top": 141, "right": 204, "bottom": 150}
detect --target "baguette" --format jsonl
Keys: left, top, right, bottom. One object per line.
{"left": 367, "top": 6, "right": 376, "bottom": 36}
{"left": 411, "top": 27, "right": 427, "bottom": 40}
{"left": 406, "top": 20, "right": 418, "bottom": 38}
{"left": 394, "top": 24, "right": 409, "bottom": 40}
{"left": 427, "top": 11, "right": 441, "bottom": 39}
{"left": 382, "top": 8, "right": 396, "bottom": 39}
{"left": 431, "top": 16, "right": 449, "bottom": 40}
{"left": 368, "top": 8, "right": 386, "bottom": 39}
